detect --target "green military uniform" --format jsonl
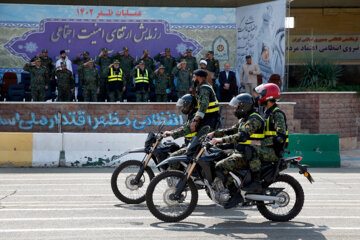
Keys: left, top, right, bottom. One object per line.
{"left": 54, "top": 65, "right": 75, "bottom": 102}
{"left": 31, "top": 50, "right": 54, "bottom": 78}
{"left": 95, "top": 48, "right": 112, "bottom": 101}
{"left": 112, "top": 48, "right": 135, "bottom": 88}
{"left": 76, "top": 60, "right": 99, "bottom": 102}
{"left": 136, "top": 50, "right": 155, "bottom": 72}
{"left": 23, "top": 61, "right": 49, "bottom": 101}
{"left": 72, "top": 52, "right": 89, "bottom": 93}
{"left": 176, "top": 49, "right": 198, "bottom": 72}
{"left": 131, "top": 65, "right": 152, "bottom": 102}
{"left": 106, "top": 62, "right": 127, "bottom": 102}
{"left": 154, "top": 49, "right": 176, "bottom": 77}
{"left": 251, "top": 104, "right": 289, "bottom": 171}
{"left": 152, "top": 65, "right": 172, "bottom": 102}
{"left": 213, "top": 112, "right": 265, "bottom": 185}
{"left": 172, "top": 66, "right": 192, "bottom": 98}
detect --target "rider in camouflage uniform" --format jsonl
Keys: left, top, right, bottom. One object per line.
{"left": 210, "top": 93, "right": 265, "bottom": 209}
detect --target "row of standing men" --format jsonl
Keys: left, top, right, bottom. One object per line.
{"left": 23, "top": 47, "right": 240, "bottom": 102}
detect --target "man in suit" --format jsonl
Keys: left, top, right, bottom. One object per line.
{"left": 219, "top": 62, "right": 237, "bottom": 102}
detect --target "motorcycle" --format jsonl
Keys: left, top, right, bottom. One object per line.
{"left": 111, "top": 123, "right": 181, "bottom": 204}
{"left": 145, "top": 126, "right": 314, "bottom": 222}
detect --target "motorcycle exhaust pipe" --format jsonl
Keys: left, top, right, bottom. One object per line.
{"left": 245, "top": 194, "right": 280, "bottom": 202}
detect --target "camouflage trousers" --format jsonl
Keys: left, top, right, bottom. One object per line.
{"left": 249, "top": 146, "right": 278, "bottom": 172}
{"left": 156, "top": 94, "right": 168, "bottom": 102}
{"left": 215, "top": 152, "right": 247, "bottom": 186}
{"left": 31, "top": 88, "right": 46, "bottom": 102}
{"left": 168, "top": 147, "right": 187, "bottom": 170}
{"left": 58, "top": 88, "right": 72, "bottom": 102}
{"left": 98, "top": 78, "right": 107, "bottom": 102}
{"left": 108, "top": 89, "right": 123, "bottom": 102}
{"left": 136, "top": 90, "right": 149, "bottom": 102}
{"left": 83, "top": 88, "right": 97, "bottom": 102}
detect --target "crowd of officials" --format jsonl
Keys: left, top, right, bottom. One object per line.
{"left": 22, "top": 47, "right": 265, "bottom": 102}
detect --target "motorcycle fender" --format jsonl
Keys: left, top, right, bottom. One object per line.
{"left": 156, "top": 155, "right": 190, "bottom": 168}
{"left": 128, "top": 147, "right": 146, "bottom": 154}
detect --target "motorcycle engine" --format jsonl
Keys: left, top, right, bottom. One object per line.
{"left": 212, "top": 177, "right": 231, "bottom": 204}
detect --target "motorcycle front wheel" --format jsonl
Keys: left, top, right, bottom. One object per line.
{"left": 256, "top": 173, "right": 304, "bottom": 222}
{"left": 146, "top": 170, "right": 198, "bottom": 222}
{"left": 111, "top": 160, "right": 155, "bottom": 204}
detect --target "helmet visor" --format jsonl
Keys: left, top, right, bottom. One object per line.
{"left": 229, "top": 97, "right": 239, "bottom": 107}
{"left": 176, "top": 98, "right": 184, "bottom": 107}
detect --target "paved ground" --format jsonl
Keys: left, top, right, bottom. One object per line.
{"left": 1, "top": 168, "right": 360, "bottom": 240}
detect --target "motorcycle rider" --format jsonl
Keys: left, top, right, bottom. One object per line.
{"left": 242, "top": 83, "right": 288, "bottom": 193}
{"left": 209, "top": 93, "right": 265, "bottom": 209}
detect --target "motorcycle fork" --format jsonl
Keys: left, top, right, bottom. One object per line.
{"left": 134, "top": 140, "right": 159, "bottom": 184}
{"left": 174, "top": 147, "right": 206, "bottom": 197}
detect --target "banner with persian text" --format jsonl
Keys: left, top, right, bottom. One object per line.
{"left": 0, "top": 4, "right": 236, "bottom": 74}
{"left": 288, "top": 34, "right": 360, "bottom": 62}
{"left": 236, "top": 0, "right": 286, "bottom": 83}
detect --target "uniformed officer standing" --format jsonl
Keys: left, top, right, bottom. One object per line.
{"left": 131, "top": 60, "right": 152, "bottom": 102}
{"left": 31, "top": 49, "right": 54, "bottom": 78}
{"left": 202, "top": 51, "right": 219, "bottom": 86}
{"left": 136, "top": 50, "right": 155, "bottom": 72}
{"left": 154, "top": 48, "right": 176, "bottom": 78}
{"left": 105, "top": 60, "right": 126, "bottom": 102}
{"left": 23, "top": 58, "right": 49, "bottom": 101}
{"left": 112, "top": 47, "right": 135, "bottom": 89}
{"left": 54, "top": 62, "right": 75, "bottom": 102}
{"left": 152, "top": 65, "right": 172, "bottom": 102}
{"left": 72, "top": 51, "right": 90, "bottom": 66}
{"left": 76, "top": 58, "right": 99, "bottom": 102}
{"left": 176, "top": 49, "right": 198, "bottom": 72}
{"left": 95, "top": 48, "right": 112, "bottom": 101}
{"left": 172, "top": 60, "right": 193, "bottom": 98}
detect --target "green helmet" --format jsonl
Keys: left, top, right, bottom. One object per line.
{"left": 176, "top": 94, "right": 197, "bottom": 115}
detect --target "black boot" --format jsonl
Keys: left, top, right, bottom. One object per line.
{"left": 242, "top": 172, "right": 262, "bottom": 194}
{"left": 224, "top": 184, "right": 243, "bottom": 209}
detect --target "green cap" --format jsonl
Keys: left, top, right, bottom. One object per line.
{"left": 34, "top": 57, "right": 41, "bottom": 62}
{"left": 208, "top": 50, "right": 214, "bottom": 55}
{"left": 186, "top": 48, "right": 192, "bottom": 53}
{"left": 102, "top": 47, "right": 108, "bottom": 52}
{"left": 60, "top": 61, "right": 66, "bottom": 66}
{"left": 158, "top": 65, "right": 165, "bottom": 69}
{"left": 87, "top": 58, "right": 94, "bottom": 63}
{"left": 42, "top": 49, "right": 48, "bottom": 53}
{"left": 83, "top": 51, "right": 89, "bottom": 56}
{"left": 113, "top": 59, "right": 120, "bottom": 64}
{"left": 180, "top": 59, "right": 187, "bottom": 64}
{"left": 139, "top": 60, "right": 145, "bottom": 65}
{"left": 165, "top": 48, "right": 170, "bottom": 52}
{"left": 143, "top": 49, "right": 149, "bottom": 54}
{"left": 123, "top": 47, "right": 129, "bottom": 51}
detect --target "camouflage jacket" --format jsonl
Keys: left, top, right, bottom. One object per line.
{"left": 111, "top": 54, "right": 135, "bottom": 75}
{"left": 72, "top": 57, "right": 89, "bottom": 66}
{"left": 203, "top": 58, "right": 220, "bottom": 78}
{"left": 262, "top": 104, "right": 287, "bottom": 147}
{"left": 23, "top": 63, "right": 50, "bottom": 90}
{"left": 176, "top": 55, "right": 198, "bottom": 72}
{"left": 76, "top": 65, "right": 99, "bottom": 89}
{"left": 152, "top": 72, "right": 172, "bottom": 94}
{"left": 214, "top": 113, "right": 264, "bottom": 144}
{"left": 172, "top": 67, "right": 192, "bottom": 92}
{"left": 30, "top": 56, "right": 54, "bottom": 77}
{"left": 154, "top": 54, "right": 177, "bottom": 76}
{"left": 95, "top": 56, "right": 112, "bottom": 78}
{"left": 54, "top": 69, "right": 75, "bottom": 90}
{"left": 136, "top": 57, "right": 155, "bottom": 71}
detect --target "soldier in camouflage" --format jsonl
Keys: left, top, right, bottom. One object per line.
{"left": 152, "top": 65, "right": 172, "bottom": 102}
{"left": 76, "top": 58, "right": 99, "bottom": 102}
{"left": 95, "top": 48, "right": 112, "bottom": 101}
{"left": 154, "top": 48, "right": 176, "bottom": 78}
{"left": 209, "top": 93, "right": 265, "bottom": 208}
{"left": 72, "top": 51, "right": 90, "bottom": 66}
{"left": 31, "top": 49, "right": 54, "bottom": 78}
{"left": 172, "top": 60, "right": 193, "bottom": 98}
{"left": 54, "top": 62, "right": 75, "bottom": 102}
{"left": 23, "top": 58, "right": 49, "bottom": 101}
{"left": 111, "top": 47, "right": 135, "bottom": 89}
{"left": 241, "top": 83, "right": 288, "bottom": 193}
{"left": 202, "top": 51, "right": 219, "bottom": 85}
{"left": 136, "top": 50, "right": 155, "bottom": 72}
{"left": 176, "top": 48, "right": 198, "bottom": 72}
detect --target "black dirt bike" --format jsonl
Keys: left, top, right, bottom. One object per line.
{"left": 111, "top": 124, "right": 181, "bottom": 204}
{"left": 145, "top": 127, "right": 314, "bottom": 222}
